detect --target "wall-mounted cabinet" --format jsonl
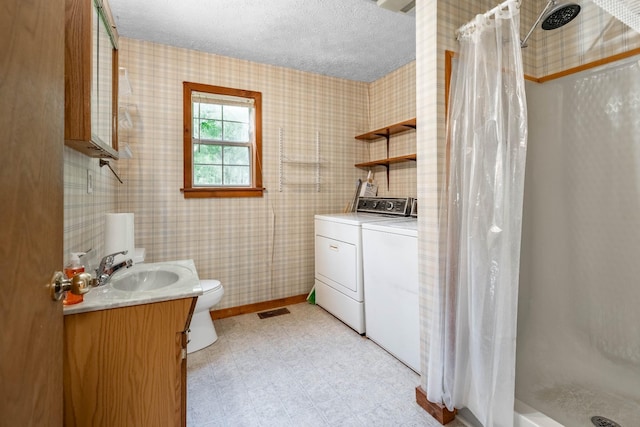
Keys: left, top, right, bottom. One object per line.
{"left": 65, "top": 0, "right": 119, "bottom": 159}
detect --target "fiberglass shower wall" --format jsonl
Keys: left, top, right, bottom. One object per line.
{"left": 516, "top": 56, "right": 640, "bottom": 426}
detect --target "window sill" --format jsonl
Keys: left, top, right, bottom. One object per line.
{"left": 181, "top": 187, "right": 264, "bottom": 198}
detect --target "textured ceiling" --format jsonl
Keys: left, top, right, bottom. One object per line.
{"left": 108, "top": 0, "right": 416, "bottom": 82}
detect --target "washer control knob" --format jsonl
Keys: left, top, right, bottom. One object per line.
{"left": 386, "top": 201, "right": 394, "bottom": 211}
{"left": 372, "top": 201, "right": 378, "bottom": 208}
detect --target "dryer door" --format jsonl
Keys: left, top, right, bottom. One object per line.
{"left": 315, "top": 235, "right": 357, "bottom": 295}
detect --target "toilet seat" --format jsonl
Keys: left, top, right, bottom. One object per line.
{"left": 200, "top": 279, "right": 221, "bottom": 293}
{"left": 188, "top": 279, "right": 224, "bottom": 354}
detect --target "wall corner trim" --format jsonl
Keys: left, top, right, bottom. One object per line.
{"left": 415, "top": 386, "right": 457, "bottom": 425}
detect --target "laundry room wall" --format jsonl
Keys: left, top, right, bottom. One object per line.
{"left": 62, "top": 38, "right": 419, "bottom": 311}
{"left": 366, "top": 62, "right": 417, "bottom": 198}
{"left": 115, "top": 38, "right": 372, "bottom": 309}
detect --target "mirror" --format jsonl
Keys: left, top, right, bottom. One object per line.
{"left": 92, "top": 2, "right": 118, "bottom": 156}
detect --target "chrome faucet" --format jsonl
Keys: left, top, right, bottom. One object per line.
{"left": 92, "top": 250, "right": 133, "bottom": 287}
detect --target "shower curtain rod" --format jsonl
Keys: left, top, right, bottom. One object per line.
{"left": 456, "top": 0, "right": 521, "bottom": 38}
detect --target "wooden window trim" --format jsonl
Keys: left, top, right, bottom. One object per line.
{"left": 182, "top": 81, "right": 263, "bottom": 198}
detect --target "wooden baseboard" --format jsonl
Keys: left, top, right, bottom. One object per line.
{"left": 209, "top": 294, "right": 308, "bottom": 320}
{"left": 415, "top": 386, "right": 457, "bottom": 425}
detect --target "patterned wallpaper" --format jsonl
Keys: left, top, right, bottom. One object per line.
{"left": 435, "top": 0, "right": 640, "bottom": 80}
{"left": 64, "top": 147, "right": 118, "bottom": 268}
{"left": 64, "top": 1, "right": 638, "bottom": 312}
{"left": 65, "top": 33, "right": 417, "bottom": 308}
{"left": 533, "top": 0, "right": 640, "bottom": 77}
{"left": 367, "top": 62, "right": 417, "bottom": 197}
{"left": 113, "top": 39, "right": 358, "bottom": 308}
{"left": 77, "top": 38, "right": 413, "bottom": 310}
{"left": 416, "top": 0, "right": 440, "bottom": 380}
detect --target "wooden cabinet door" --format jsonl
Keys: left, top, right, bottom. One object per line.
{"left": 0, "top": 0, "right": 65, "bottom": 425}
{"left": 63, "top": 298, "right": 196, "bottom": 427}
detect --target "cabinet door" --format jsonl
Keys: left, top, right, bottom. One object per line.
{"left": 65, "top": 0, "right": 119, "bottom": 158}
{"left": 64, "top": 298, "right": 195, "bottom": 426}
{"left": 180, "top": 331, "right": 189, "bottom": 427}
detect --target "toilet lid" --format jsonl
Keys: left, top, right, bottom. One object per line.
{"left": 200, "top": 279, "right": 221, "bottom": 292}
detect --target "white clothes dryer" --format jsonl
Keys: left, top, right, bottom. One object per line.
{"left": 314, "top": 197, "right": 412, "bottom": 334}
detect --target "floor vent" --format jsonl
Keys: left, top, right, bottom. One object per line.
{"left": 257, "top": 307, "right": 290, "bottom": 319}
{"left": 591, "top": 416, "right": 621, "bottom": 427}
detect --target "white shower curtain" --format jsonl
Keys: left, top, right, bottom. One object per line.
{"left": 426, "top": 1, "right": 528, "bottom": 426}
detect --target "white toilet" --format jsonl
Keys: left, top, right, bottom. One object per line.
{"left": 188, "top": 279, "right": 224, "bottom": 354}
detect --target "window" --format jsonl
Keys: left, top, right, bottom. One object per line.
{"left": 182, "top": 82, "right": 263, "bottom": 198}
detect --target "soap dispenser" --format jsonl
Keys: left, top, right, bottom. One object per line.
{"left": 63, "top": 252, "right": 85, "bottom": 305}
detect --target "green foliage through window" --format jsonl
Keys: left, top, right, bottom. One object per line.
{"left": 183, "top": 82, "right": 262, "bottom": 197}
{"left": 193, "top": 144, "right": 250, "bottom": 186}
{"left": 191, "top": 92, "right": 254, "bottom": 187}
{"left": 193, "top": 101, "right": 250, "bottom": 143}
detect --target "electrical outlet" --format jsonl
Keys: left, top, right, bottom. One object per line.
{"left": 87, "top": 169, "right": 94, "bottom": 194}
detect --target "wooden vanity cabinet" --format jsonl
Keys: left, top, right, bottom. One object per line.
{"left": 63, "top": 298, "right": 196, "bottom": 427}
{"left": 65, "top": 0, "right": 120, "bottom": 158}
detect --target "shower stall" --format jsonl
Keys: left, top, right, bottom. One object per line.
{"left": 516, "top": 54, "right": 640, "bottom": 426}
{"left": 426, "top": 1, "right": 640, "bottom": 425}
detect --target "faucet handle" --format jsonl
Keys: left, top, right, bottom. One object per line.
{"left": 106, "top": 250, "right": 129, "bottom": 258}
{"left": 98, "top": 250, "right": 129, "bottom": 271}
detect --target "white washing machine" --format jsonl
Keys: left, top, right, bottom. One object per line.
{"left": 362, "top": 216, "right": 419, "bottom": 371}
{"left": 314, "top": 197, "right": 412, "bottom": 334}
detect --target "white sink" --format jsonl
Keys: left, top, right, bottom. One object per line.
{"left": 63, "top": 260, "right": 203, "bottom": 316}
{"left": 108, "top": 263, "right": 192, "bottom": 292}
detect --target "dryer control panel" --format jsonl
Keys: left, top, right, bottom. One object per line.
{"left": 356, "top": 197, "right": 412, "bottom": 216}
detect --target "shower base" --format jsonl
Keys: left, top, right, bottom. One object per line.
{"left": 516, "top": 381, "right": 640, "bottom": 427}
{"left": 457, "top": 388, "right": 639, "bottom": 427}
{"left": 455, "top": 400, "right": 562, "bottom": 427}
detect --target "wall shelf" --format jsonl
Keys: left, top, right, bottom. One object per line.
{"left": 354, "top": 118, "right": 417, "bottom": 189}
{"left": 281, "top": 159, "right": 325, "bottom": 165}
{"left": 278, "top": 128, "right": 324, "bottom": 192}
{"left": 355, "top": 154, "right": 416, "bottom": 168}
{"left": 355, "top": 118, "right": 416, "bottom": 141}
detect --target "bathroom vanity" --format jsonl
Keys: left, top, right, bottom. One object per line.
{"left": 62, "top": 260, "right": 202, "bottom": 427}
